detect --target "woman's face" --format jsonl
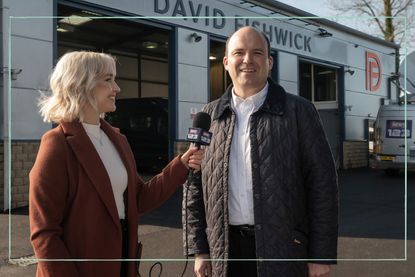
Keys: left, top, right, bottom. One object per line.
{"left": 92, "top": 71, "right": 120, "bottom": 114}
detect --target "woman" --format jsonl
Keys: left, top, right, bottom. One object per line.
{"left": 29, "top": 51, "right": 203, "bottom": 277}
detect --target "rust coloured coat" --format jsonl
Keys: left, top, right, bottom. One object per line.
{"left": 29, "top": 119, "right": 188, "bottom": 277}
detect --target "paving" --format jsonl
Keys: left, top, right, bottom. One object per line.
{"left": 0, "top": 168, "right": 414, "bottom": 277}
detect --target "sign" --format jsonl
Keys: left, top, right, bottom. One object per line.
{"left": 153, "top": 0, "right": 313, "bottom": 53}
{"left": 386, "top": 120, "right": 412, "bottom": 138}
{"left": 186, "top": 127, "right": 212, "bottom": 145}
{"left": 366, "top": 51, "right": 382, "bottom": 92}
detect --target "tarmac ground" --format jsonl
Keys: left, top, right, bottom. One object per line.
{"left": 0, "top": 168, "right": 414, "bottom": 277}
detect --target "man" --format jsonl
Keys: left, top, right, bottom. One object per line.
{"left": 183, "top": 26, "right": 338, "bottom": 277}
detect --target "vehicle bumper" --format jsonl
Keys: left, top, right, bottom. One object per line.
{"left": 370, "top": 154, "right": 415, "bottom": 171}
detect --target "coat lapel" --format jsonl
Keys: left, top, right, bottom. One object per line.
{"left": 60, "top": 121, "right": 120, "bottom": 227}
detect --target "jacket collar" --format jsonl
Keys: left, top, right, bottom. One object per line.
{"left": 213, "top": 78, "right": 286, "bottom": 120}
{"left": 60, "top": 119, "right": 132, "bottom": 228}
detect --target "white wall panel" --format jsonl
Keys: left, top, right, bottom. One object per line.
{"left": 11, "top": 88, "right": 51, "bottom": 139}
{"left": 176, "top": 28, "right": 209, "bottom": 139}
{"left": 2, "top": 1, "right": 54, "bottom": 140}
{"left": 346, "top": 45, "right": 395, "bottom": 73}
{"left": 178, "top": 63, "right": 208, "bottom": 103}
{"left": 177, "top": 28, "right": 208, "bottom": 67}
{"left": 177, "top": 101, "right": 206, "bottom": 140}
{"left": 278, "top": 80, "right": 298, "bottom": 96}
{"left": 278, "top": 52, "right": 297, "bottom": 83}
{"left": 11, "top": 36, "right": 52, "bottom": 91}
{"left": 5, "top": 0, "right": 53, "bottom": 41}
{"left": 344, "top": 116, "right": 369, "bottom": 141}
{"left": 344, "top": 90, "right": 384, "bottom": 119}
{"left": 344, "top": 68, "right": 389, "bottom": 98}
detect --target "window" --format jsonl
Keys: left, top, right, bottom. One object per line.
{"left": 299, "top": 61, "right": 338, "bottom": 109}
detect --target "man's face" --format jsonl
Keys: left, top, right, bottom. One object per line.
{"left": 223, "top": 27, "right": 273, "bottom": 95}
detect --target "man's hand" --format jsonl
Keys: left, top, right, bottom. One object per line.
{"left": 194, "top": 254, "right": 212, "bottom": 277}
{"left": 308, "top": 263, "right": 330, "bottom": 277}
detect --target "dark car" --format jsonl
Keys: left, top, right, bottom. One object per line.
{"left": 105, "top": 97, "right": 168, "bottom": 172}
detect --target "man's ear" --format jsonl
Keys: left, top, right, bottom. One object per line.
{"left": 223, "top": 56, "right": 229, "bottom": 71}
{"left": 268, "top": 55, "right": 273, "bottom": 69}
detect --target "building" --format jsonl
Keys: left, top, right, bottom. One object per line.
{"left": 0, "top": 0, "right": 399, "bottom": 210}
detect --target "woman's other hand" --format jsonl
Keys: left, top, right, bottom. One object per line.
{"left": 180, "top": 146, "right": 205, "bottom": 172}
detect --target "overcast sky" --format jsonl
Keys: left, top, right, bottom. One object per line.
{"left": 275, "top": 0, "right": 362, "bottom": 30}
{"left": 276, "top": 0, "right": 414, "bottom": 54}
{"left": 276, "top": 0, "right": 334, "bottom": 17}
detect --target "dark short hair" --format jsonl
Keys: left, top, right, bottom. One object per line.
{"left": 225, "top": 27, "right": 271, "bottom": 57}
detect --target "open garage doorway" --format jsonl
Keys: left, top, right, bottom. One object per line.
{"left": 57, "top": 4, "right": 171, "bottom": 172}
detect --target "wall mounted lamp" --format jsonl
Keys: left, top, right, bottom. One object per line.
{"left": 345, "top": 69, "right": 355, "bottom": 75}
{"left": 1, "top": 68, "right": 23, "bottom": 80}
{"left": 190, "top": 32, "right": 202, "bottom": 42}
{"left": 344, "top": 105, "right": 353, "bottom": 111}
{"left": 11, "top": 69, "right": 22, "bottom": 80}
{"left": 317, "top": 28, "right": 332, "bottom": 37}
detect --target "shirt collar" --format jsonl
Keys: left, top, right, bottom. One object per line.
{"left": 231, "top": 82, "right": 269, "bottom": 111}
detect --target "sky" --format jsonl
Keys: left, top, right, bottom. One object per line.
{"left": 275, "top": 0, "right": 368, "bottom": 32}
{"left": 275, "top": 0, "right": 414, "bottom": 55}
{"left": 276, "top": 0, "right": 334, "bottom": 17}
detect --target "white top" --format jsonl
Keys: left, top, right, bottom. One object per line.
{"left": 82, "top": 122, "right": 128, "bottom": 219}
{"left": 228, "top": 83, "right": 269, "bottom": 225}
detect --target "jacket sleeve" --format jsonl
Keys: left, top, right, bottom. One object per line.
{"left": 29, "top": 130, "right": 80, "bottom": 277}
{"left": 298, "top": 102, "right": 339, "bottom": 264}
{"left": 137, "top": 155, "right": 188, "bottom": 214}
{"left": 182, "top": 171, "right": 209, "bottom": 256}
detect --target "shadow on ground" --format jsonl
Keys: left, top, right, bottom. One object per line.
{"left": 6, "top": 169, "right": 414, "bottom": 239}
{"left": 338, "top": 169, "right": 414, "bottom": 240}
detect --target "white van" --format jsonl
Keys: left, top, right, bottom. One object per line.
{"left": 370, "top": 102, "right": 415, "bottom": 175}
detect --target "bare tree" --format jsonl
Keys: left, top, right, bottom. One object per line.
{"left": 327, "top": 0, "right": 414, "bottom": 48}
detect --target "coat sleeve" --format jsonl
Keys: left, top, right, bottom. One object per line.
{"left": 298, "top": 102, "right": 339, "bottom": 264}
{"left": 29, "top": 130, "right": 80, "bottom": 276}
{"left": 136, "top": 155, "right": 188, "bottom": 214}
{"left": 182, "top": 170, "right": 209, "bottom": 256}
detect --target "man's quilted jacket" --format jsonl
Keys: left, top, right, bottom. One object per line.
{"left": 183, "top": 79, "right": 338, "bottom": 277}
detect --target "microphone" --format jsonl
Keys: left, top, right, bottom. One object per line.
{"left": 186, "top": 112, "right": 212, "bottom": 149}
{"left": 182, "top": 112, "right": 211, "bottom": 277}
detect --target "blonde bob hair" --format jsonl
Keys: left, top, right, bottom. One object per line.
{"left": 39, "top": 51, "right": 116, "bottom": 123}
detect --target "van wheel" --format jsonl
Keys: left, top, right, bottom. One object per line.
{"left": 384, "top": 169, "right": 399, "bottom": 176}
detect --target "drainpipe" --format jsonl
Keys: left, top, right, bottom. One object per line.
{"left": 2, "top": 3, "right": 10, "bottom": 211}
{"left": 395, "top": 47, "right": 400, "bottom": 101}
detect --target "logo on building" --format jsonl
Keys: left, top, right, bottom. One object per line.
{"left": 365, "top": 51, "right": 382, "bottom": 92}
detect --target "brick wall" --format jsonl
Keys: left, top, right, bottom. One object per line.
{"left": 343, "top": 140, "right": 369, "bottom": 169}
{"left": 0, "top": 141, "right": 40, "bottom": 210}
